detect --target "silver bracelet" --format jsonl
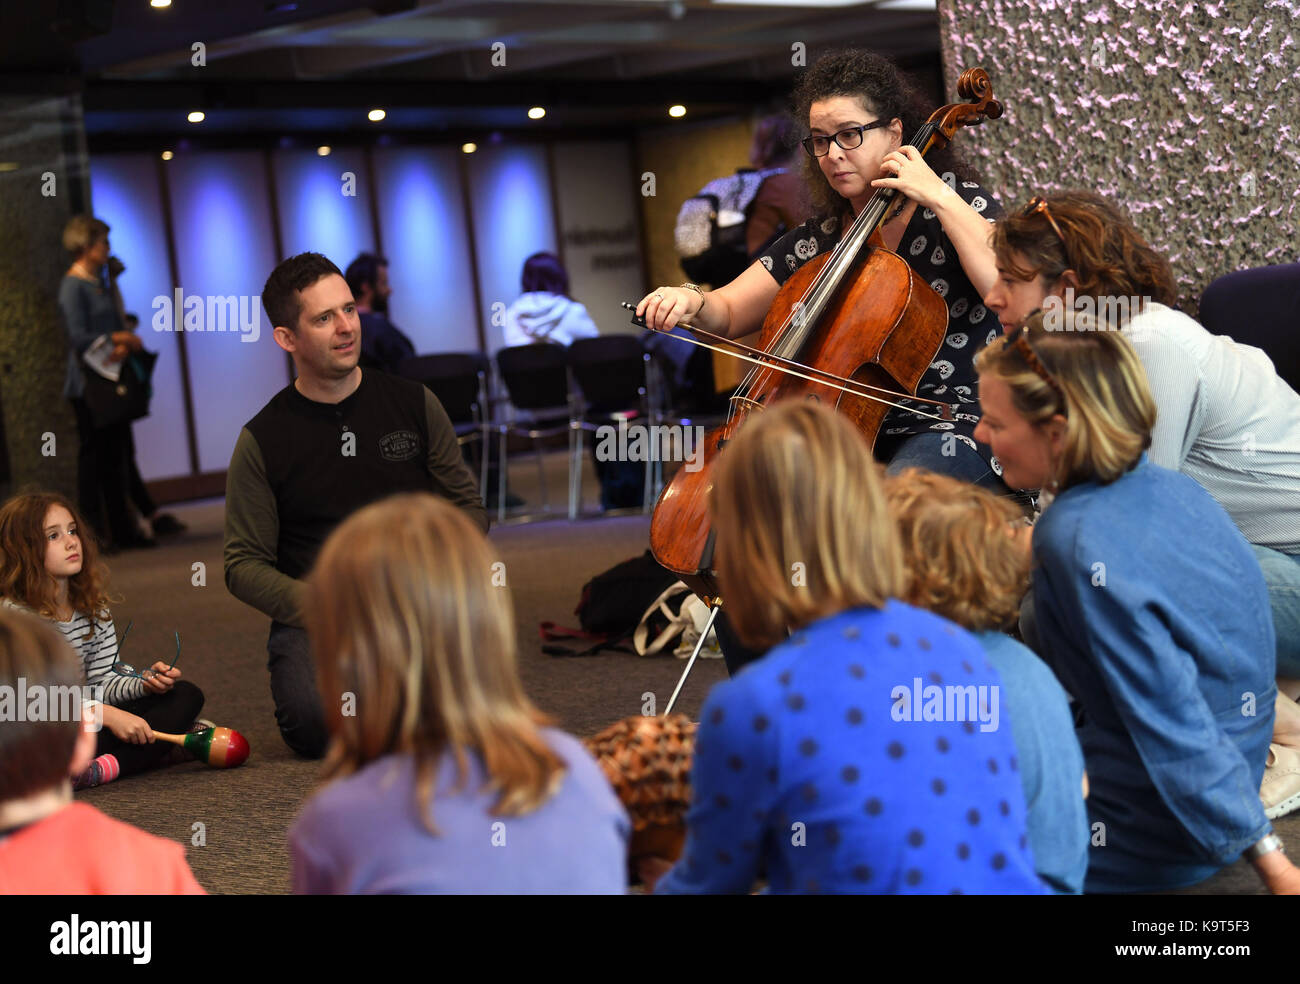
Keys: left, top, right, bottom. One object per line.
{"left": 1244, "top": 832, "right": 1285, "bottom": 862}
{"left": 679, "top": 282, "right": 704, "bottom": 315}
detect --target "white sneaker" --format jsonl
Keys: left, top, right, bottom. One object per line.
{"left": 1261, "top": 743, "right": 1300, "bottom": 820}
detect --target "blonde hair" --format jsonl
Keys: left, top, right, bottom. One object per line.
{"left": 709, "top": 401, "right": 906, "bottom": 649}
{"left": 62, "top": 215, "right": 109, "bottom": 257}
{"left": 305, "top": 493, "right": 563, "bottom": 832}
{"left": 885, "top": 469, "right": 1028, "bottom": 633}
{"left": 973, "top": 310, "right": 1156, "bottom": 490}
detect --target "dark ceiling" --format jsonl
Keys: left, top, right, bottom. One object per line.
{"left": 3, "top": 0, "right": 944, "bottom": 145}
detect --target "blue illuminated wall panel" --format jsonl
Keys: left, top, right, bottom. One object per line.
{"left": 465, "top": 145, "right": 557, "bottom": 356}
{"left": 271, "top": 147, "right": 375, "bottom": 275}
{"left": 371, "top": 147, "right": 478, "bottom": 354}
{"left": 163, "top": 151, "right": 287, "bottom": 474}
{"left": 89, "top": 154, "right": 192, "bottom": 481}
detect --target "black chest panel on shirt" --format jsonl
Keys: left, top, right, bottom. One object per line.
{"left": 245, "top": 371, "right": 430, "bottom": 579}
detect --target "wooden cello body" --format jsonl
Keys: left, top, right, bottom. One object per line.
{"left": 648, "top": 68, "right": 1003, "bottom": 602}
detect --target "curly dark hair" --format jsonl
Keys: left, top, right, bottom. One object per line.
{"left": 262, "top": 252, "right": 344, "bottom": 332}
{"left": 791, "top": 48, "right": 972, "bottom": 225}
{"left": 991, "top": 190, "right": 1177, "bottom": 318}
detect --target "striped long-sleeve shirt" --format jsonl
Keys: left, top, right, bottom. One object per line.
{"left": 2, "top": 599, "right": 145, "bottom": 707}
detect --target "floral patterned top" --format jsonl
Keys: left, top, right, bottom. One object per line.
{"left": 757, "top": 179, "right": 1004, "bottom": 476}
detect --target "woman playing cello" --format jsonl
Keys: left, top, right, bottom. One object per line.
{"left": 638, "top": 50, "right": 1007, "bottom": 673}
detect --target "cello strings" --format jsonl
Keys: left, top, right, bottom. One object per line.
{"left": 659, "top": 329, "right": 949, "bottom": 421}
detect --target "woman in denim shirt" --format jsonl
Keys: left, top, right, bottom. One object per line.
{"left": 974, "top": 311, "right": 1300, "bottom": 893}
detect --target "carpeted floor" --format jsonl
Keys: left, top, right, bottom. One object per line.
{"left": 78, "top": 450, "right": 1288, "bottom": 894}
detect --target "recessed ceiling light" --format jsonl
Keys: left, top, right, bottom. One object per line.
{"left": 317, "top": 146, "right": 331, "bottom": 156}
{"left": 368, "top": 109, "right": 386, "bottom": 122}
{"left": 0, "top": 162, "right": 18, "bottom": 172}
{"left": 187, "top": 111, "right": 204, "bottom": 123}
{"left": 461, "top": 142, "right": 477, "bottom": 154}
{"left": 527, "top": 106, "right": 546, "bottom": 120}
{"left": 160, "top": 150, "right": 173, "bottom": 161}
{"left": 151, "top": 0, "right": 172, "bottom": 7}
{"left": 669, "top": 105, "right": 686, "bottom": 118}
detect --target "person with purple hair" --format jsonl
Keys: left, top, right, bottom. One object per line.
{"left": 503, "top": 253, "right": 600, "bottom": 348}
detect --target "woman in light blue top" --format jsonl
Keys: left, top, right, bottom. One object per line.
{"left": 973, "top": 310, "right": 1299, "bottom": 893}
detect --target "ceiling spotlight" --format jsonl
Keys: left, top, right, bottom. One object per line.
{"left": 461, "top": 142, "right": 477, "bottom": 154}
{"left": 161, "top": 150, "right": 174, "bottom": 161}
{"left": 187, "top": 111, "right": 205, "bottom": 123}
{"left": 317, "top": 146, "right": 331, "bottom": 156}
{"left": 669, "top": 104, "right": 686, "bottom": 118}
{"left": 368, "top": 108, "right": 386, "bottom": 122}
{"left": 0, "top": 162, "right": 19, "bottom": 172}
{"left": 527, "top": 106, "right": 546, "bottom": 120}
{"left": 151, "top": 0, "right": 172, "bottom": 7}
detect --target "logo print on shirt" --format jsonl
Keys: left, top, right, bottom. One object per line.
{"left": 379, "top": 429, "right": 421, "bottom": 462}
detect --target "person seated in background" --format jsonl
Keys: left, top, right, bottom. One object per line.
{"left": 344, "top": 252, "right": 416, "bottom": 374}
{"left": 645, "top": 401, "right": 1045, "bottom": 895}
{"left": 289, "top": 492, "right": 628, "bottom": 894}
{"left": 0, "top": 607, "right": 205, "bottom": 894}
{"left": 885, "top": 467, "right": 1088, "bottom": 894}
{"left": 0, "top": 492, "right": 205, "bottom": 789}
{"left": 973, "top": 311, "right": 1298, "bottom": 893}
{"left": 983, "top": 191, "right": 1300, "bottom": 817}
{"left": 503, "top": 252, "right": 600, "bottom": 348}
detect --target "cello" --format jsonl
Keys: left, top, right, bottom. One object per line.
{"left": 639, "top": 68, "right": 1003, "bottom": 619}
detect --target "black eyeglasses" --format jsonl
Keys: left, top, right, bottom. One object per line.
{"left": 801, "top": 120, "right": 890, "bottom": 158}
{"left": 110, "top": 619, "right": 182, "bottom": 680}
{"left": 1003, "top": 319, "right": 1066, "bottom": 406}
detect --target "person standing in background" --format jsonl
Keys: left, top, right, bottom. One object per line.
{"left": 56, "top": 216, "right": 151, "bottom": 554}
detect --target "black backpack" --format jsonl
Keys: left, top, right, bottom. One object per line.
{"left": 540, "top": 550, "right": 678, "bottom": 657}
{"left": 674, "top": 167, "right": 787, "bottom": 286}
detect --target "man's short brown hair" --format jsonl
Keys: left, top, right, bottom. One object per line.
{"left": 261, "top": 252, "right": 344, "bottom": 333}
{"left": 0, "top": 608, "right": 85, "bottom": 802}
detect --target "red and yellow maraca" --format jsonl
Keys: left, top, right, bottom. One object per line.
{"left": 151, "top": 726, "right": 250, "bottom": 768}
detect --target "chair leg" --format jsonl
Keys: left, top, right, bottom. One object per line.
{"left": 534, "top": 437, "right": 549, "bottom": 514}
{"left": 479, "top": 428, "right": 490, "bottom": 509}
{"left": 498, "top": 428, "right": 508, "bottom": 524}
{"left": 569, "top": 422, "right": 584, "bottom": 520}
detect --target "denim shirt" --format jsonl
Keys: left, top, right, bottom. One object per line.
{"left": 1031, "top": 455, "right": 1275, "bottom": 892}
{"left": 58, "top": 275, "right": 119, "bottom": 400}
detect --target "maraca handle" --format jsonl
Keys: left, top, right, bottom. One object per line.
{"left": 149, "top": 730, "right": 187, "bottom": 745}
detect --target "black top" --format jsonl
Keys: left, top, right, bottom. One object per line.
{"left": 757, "top": 180, "right": 1004, "bottom": 474}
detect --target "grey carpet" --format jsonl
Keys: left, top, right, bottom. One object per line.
{"left": 79, "top": 450, "right": 1288, "bottom": 894}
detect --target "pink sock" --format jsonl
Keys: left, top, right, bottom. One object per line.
{"left": 72, "top": 754, "right": 120, "bottom": 790}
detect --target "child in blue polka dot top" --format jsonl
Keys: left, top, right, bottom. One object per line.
{"left": 648, "top": 403, "right": 1045, "bottom": 894}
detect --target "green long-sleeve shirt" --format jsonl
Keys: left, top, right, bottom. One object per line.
{"left": 224, "top": 370, "right": 488, "bottom": 627}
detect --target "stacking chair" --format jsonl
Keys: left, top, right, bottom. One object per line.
{"left": 397, "top": 353, "right": 492, "bottom": 506}
{"left": 494, "top": 342, "right": 578, "bottom": 523}
{"left": 1199, "top": 262, "right": 1300, "bottom": 391}
{"left": 567, "top": 335, "right": 656, "bottom": 516}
